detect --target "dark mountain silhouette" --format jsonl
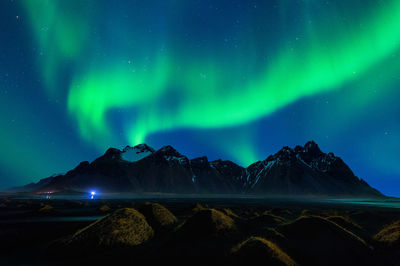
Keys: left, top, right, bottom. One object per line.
{"left": 10, "top": 141, "right": 383, "bottom": 197}
{"left": 244, "top": 141, "right": 381, "bottom": 196}
{"left": 7, "top": 175, "right": 55, "bottom": 193}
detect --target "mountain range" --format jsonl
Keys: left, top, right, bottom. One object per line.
{"left": 9, "top": 141, "right": 383, "bottom": 197}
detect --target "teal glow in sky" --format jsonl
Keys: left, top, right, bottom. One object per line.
{"left": 0, "top": 0, "right": 399, "bottom": 196}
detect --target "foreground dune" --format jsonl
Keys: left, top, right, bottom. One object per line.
{"left": 64, "top": 208, "right": 154, "bottom": 249}
{"left": 231, "top": 236, "right": 297, "bottom": 266}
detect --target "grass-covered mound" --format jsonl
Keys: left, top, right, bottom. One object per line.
{"left": 230, "top": 236, "right": 297, "bottom": 266}
{"left": 158, "top": 208, "right": 238, "bottom": 261}
{"left": 250, "top": 211, "right": 284, "bottom": 227}
{"left": 35, "top": 204, "right": 55, "bottom": 215}
{"left": 268, "top": 208, "right": 293, "bottom": 218}
{"left": 300, "top": 209, "right": 322, "bottom": 217}
{"left": 180, "top": 208, "right": 236, "bottom": 237}
{"left": 191, "top": 203, "right": 206, "bottom": 213}
{"left": 373, "top": 221, "right": 400, "bottom": 247}
{"left": 98, "top": 204, "right": 111, "bottom": 213}
{"left": 279, "top": 216, "right": 371, "bottom": 266}
{"left": 326, "top": 215, "right": 364, "bottom": 237}
{"left": 218, "top": 208, "right": 239, "bottom": 218}
{"left": 64, "top": 208, "right": 154, "bottom": 248}
{"left": 372, "top": 221, "right": 400, "bottom": 265}
{"left": 138, "top": 202, "right": 177, "bottom": 232}
{"left": 349, "top": 210, "right": 390, "bottom": 235}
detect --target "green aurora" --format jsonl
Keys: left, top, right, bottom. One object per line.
{"left": 20, "top": 0, "right": 400, "bottom": 166}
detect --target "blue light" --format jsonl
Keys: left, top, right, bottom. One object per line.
{"left": 90, "top": 191, "right": 96, "bottom": 199}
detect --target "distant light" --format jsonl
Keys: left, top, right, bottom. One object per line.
{"left": 90, "top": 191, "right": 96, "bottom": 199}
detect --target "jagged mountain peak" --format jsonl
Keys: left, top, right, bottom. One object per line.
{"left": 268, "top": 141, "right": 327, "bottom": 165}
{"left": 273, "top": 146, "right": 296, "bottom": 163}
{"left": 157, "top": 145, "right": 184, "bottom": 157}
{"left": 151, "top": 145, "right": 190, "bottom": 166}
{"left": 300, "top": 140, "right": 323, "bottom": 157}
{"left": 104, "top": 147, "right": 122, "bottom": 157}
{"left": 304, "top": 140, "right": 320, "bottom": 149}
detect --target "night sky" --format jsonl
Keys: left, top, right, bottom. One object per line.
{"left": 1, "top": 0, "right": 399, "bottom": 196}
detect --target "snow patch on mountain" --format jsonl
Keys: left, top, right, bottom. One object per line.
{"left": 251, "top": 160, "right": 276, "bottom": 188}
{"left": 121, "top": 144, "right": 154, "bottom": 162}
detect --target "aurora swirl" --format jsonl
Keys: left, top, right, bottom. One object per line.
{"left": 0, "top": 0, "right": 399, "bottom": 196}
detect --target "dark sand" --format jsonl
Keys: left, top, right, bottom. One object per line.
{"left": 0, "top": 195, "right": 399, "bottom": 265}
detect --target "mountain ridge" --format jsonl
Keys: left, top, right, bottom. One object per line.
{"left": 8, "top": 141, "right": 383, "bottom": 197}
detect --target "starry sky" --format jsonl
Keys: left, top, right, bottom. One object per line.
{"left": 0, "top": 0, "right": 399, "bottom": 196}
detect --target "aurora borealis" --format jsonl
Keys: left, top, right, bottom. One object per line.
{"left": 1, "top": 0, "right": 400, "bottom": 196}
